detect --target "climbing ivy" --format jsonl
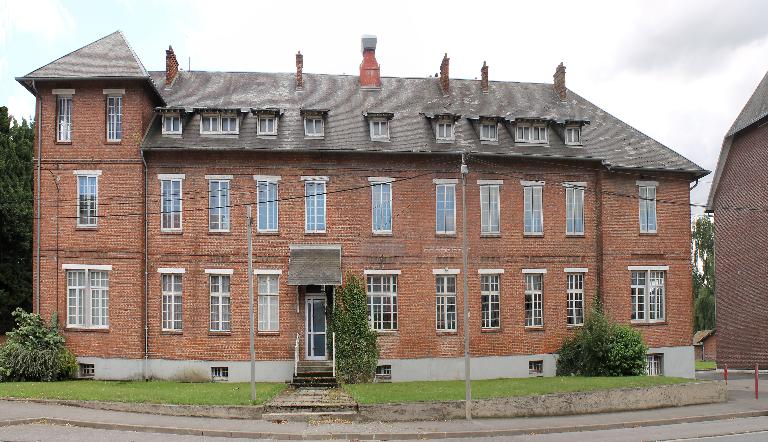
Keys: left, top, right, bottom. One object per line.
{"left": 330, "top": 273, "right": 379, "bottom": 383}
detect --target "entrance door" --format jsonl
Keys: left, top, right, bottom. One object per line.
{"left": 305, "top": 295, "right": 327, "bottom": 360}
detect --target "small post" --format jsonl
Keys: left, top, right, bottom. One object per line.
{"left": 247, "top": 205, "right": 256, "bottom": 402}
{"left": 724, "top": 364, "right": 728, "bottom": 385}
{"left": 756, "top": 364, "right": 759, "bottom": 400}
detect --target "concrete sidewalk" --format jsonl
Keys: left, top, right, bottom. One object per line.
{"left": 1, "top": 378, "right": 766, "bottom": 440}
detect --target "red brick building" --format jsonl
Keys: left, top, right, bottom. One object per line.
{"left": 707, "top": 69, "right": 768, "bottom": 369}
{"left": 17, "top": 32, "right": 706, "bottom": 381}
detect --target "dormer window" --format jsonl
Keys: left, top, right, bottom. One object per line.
{"left": 305, "top": 117, "right": 324, "bottom": 137}
{"left": 162, "top": 114, "right": 181, "bottom": 135}
{"left": 201, "top": 114, "right": 220, "bottom": 133}
{"left": 436, "top": 122, "right": 454, "bottom": 141}
{"left": 201, "top": 113, "right": 238, "bottom": 135}
{"left": 565, "top": 126, "right": 581, "bottom": 145}
{"left": 258, "top": 116, "right": 276, "bottom": 136}
{"left": 515, "top": 122, "right": 548, "bottom": 144}
{"left": 221, "top": 115, "right": 238, "bottom": 134}
{"left": 480, "top": 122, "right": 498, "bottom": 142}
{"left": 370, "top": 120, "right": 389, "bottom": 141}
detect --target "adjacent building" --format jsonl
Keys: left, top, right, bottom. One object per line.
{"left": 707, "top": 69, "right": 768, "bottom": 369}
{"left": 17, "top": 31, "right": 707, "bottom": 382}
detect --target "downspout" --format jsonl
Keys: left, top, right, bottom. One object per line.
{"left": 141, "top": 149, "right": 149, "bottom": 380}
{"left": 32, "top": 80, "right": 41, "bottom": 315}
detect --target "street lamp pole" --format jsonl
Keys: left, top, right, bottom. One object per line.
{"left": 461, "top": 153, "right": 471, "bottom": 420}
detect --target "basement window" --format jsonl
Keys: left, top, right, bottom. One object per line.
{"left": 529, "top": 360, "right": 544, "bottom": 377}
{"left": 211, "top": 366, "right": 229, "bottom": 381}
{"left": 79, "top": 363, "right": 95, "bottom": 378}
{"left": 647, "top": 354, "right": 663, "bottom": 376}
{"left": 375, "top": 364, "right": 392, "bottom": 382}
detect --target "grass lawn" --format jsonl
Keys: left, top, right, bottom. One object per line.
{"left": 0, "top": 380, "right": 286, "bottom": 406}
{"left": 696, "top": 360, "right": 717, "bottom": 371}
{"left": 343, "top": 376, "right": 691, "bottom": 404}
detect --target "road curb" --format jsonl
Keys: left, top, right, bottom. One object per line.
{"left": 4, "top": 409, "right": 768, "bottom": 440}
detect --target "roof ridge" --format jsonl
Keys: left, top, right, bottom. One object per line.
{"left": 23, "top": 30, "right": 122, "bottom": 77}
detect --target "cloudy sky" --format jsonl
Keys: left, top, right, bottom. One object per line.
{"left": 2, "top": 0, "right": 767, "bottom": 211}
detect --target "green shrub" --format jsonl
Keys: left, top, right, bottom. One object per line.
{"left": 330, "top": 274, "right": 379, "bottom": 383}
{"left": 556, "top": 296, "right": 648, "bottom": 376}
{"left": 0, "top": 308, "right": 78, "bottom": 381}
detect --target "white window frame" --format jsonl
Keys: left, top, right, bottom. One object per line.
{"left": 367, "top": 273, "right": 398, "bottom": 331}
{"left": 515, "top": 123, "right": 548, "bottom": 144}
{"left": 220, "top": 114, "right": 239, "bottom": 134}
{"left": 162, "top": 114, "right": 182, "bottom": 135}
{"left": 56, "top": 94, "right": 72, "bottom": 142}
{"left": 209, "top": 273, "right": 231, "bottom": 332}
{"left": 564, "top": 183, "right": 585, "bottom": 236}
{"left": 647, "top": 354, "right": 664, "bottom": 376}
{"left": 159, "top": 174, "right": 185, "bottom": 232}
{"left": 74, "top": 171, "right": 100, "bottom": 228}
{"left": 64, "top": 264, "right": 111, "bottom": 329}
{"left": 370, "top": 178, "right": 393, "bottom": 234}
{"left": 304, "top": 179, "right": 327, "bottom": 233}
{"left": 369, "top": 119, "right": 390, "bottom": 141}
{"left": 161, "top": 273, "right": 183, "bottom": 331}
{"left": 523, "top": 182, "right": 544, "bottom": 235}
{"left": 304, "top": 117, "right": 324, "bottom": 137}
{"left": 436, "top": 121, "right": 455, "bottom": 141}
{"left": 630, "top": 266, "right": 667, "bottom": 323}
{"left": 200, "top": 114, "right": 221, "bottom": 134}
{"left": 255, "top": 176, "right": 280, "bottom": 233}
{"left": 481, "top": 274, "right": 500, "bottom": 329}
{"left": 257, "top": 115, "right": 277, "bottom": 136}
{"left": 435, "top": 274, "right": 457, "bottom": 331}
{"left": 638, "top": 182, "right": 658, "bottom": 233}
{"left": 207, "top": 177, "right": 231, "bottom": 232}
{"left": 479, "top": 122, "right": 498, "bottom": 142}
{"left": 566, "top": 273, "right": 585, "bottom": 326}
{"left": 565, "top": 126, "right": 581, "bottom": 145}
{"left": 106, "top": 95, "right": 122, "bottom": 142}
{"left": 435, "top": 180, "right": 457, "bottom": 235}
{"left": 258, "top": 273, "right": 280, "bottom": 332}
{"left": 479, "top": 183, "right": 501, "bottom": 235}
{"left": 524, "top": 272, "right": 544, "bottom": 327}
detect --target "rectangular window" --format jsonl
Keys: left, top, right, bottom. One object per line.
{"left": 258, "top": 116, "right": 276, "bottom": 135}
{"left": 639, "top": 185, "right": 657, "bottom": 233}
{"left": 370, "top": 120, "right": 389, "bottom": 140}
{"left": 436, "top": 122, "right": 454, "bottom": 140}
{"left": 481, "top": 274, "right": 500, "bottom": 329}
{"left": 565, "top": 127, "right": 581, "bottom": 145}
{"left": 480, "top": 123, "right": 497, "bottom": 141}
{"left": 524, "top": 185, "right": 544, "bottom": 235}
{"left": 208, "top": 180, "right": 230, "bottom": 232}
{"left": 304, "top": 118, "right": 324, "bottom": 137}
{"left": 257, "top": 180, "right": 279, "bottom": 232}
{"left": 480, "top": 185, "right": 500, "bottom": 234}
{"left": 66, "top": 269, "right": 109, "bottom": 328}
{"left": 57, "top": 96, "right": 72, "bottom": 142}
{"left": 77, "top": 175, "right": 98, "bottom": 227}
{"left": 209, "top": 275, "right": 231, "bottom": 332}
{"left": 211, "top": 366, "right": 229, "bottom": 381}
{"left": 647, "top": 354, "right": 663, "bottom": 376}
{"left": 516, "top": 123, "right": 547, "bottom": 143}
{"left": 631, "top": 270, "right": 665, "bottom": 322}
{"left": 436, "top": 275, "right": 457, "bottom": 331}
{"left": 367, "top": 274, "right": 398, "bottom": 331}
{"left": 435, "top": 184, "right": 456, "bottom": 234}
{"left": 524, "top": 273, "right": 543, "bottom": 327}
{"left": 221, "top": 115, "right": 238, "bottom": 133}
{"left": 201, "top": 114, "right": 220, "bottom": 133}
{"left": 565, "top": 186, "right": 584, "bottom": 235}
{"left": 516, "top": 125, "right": 530, "bottom": 142}
{"left": 305, "top": 181, "right": 326, "bottom": 233}
{"left": 532, "top": 125, "right": 547, "bottom": 142}
{"left": 161, "top": 274, "right": 183, "bottom": 331}
{"left": 79, "top": 363, "right": 95, "bottom": 378}
{"left": 566, "top": 273, "right": 584, "bottom": 326}
{"left": 371, "top": 182, "right": 392, "bottom": 233}
{"left": 162, "top": 114, "right": 181, "bottom": 135}
{"left": 106, "top": 95, "right": 122, "bottom": 141}
{"left": 161, "top": 179, "right": 182, "bottom": 232}
{"left": 258, "top": 274, "right": 279, "bottom": 332}
{"left": 529, "top": 360, "right": 544, "bottom": 376}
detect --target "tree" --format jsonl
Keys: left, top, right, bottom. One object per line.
{"left": 691, "top": 215, "right": 716, "bottom": 331}
{"left": 330, "top": 274, "right": 379, "bottom": 383}
{"left": 0, "top": 106, "right": 34, "bottom": 334}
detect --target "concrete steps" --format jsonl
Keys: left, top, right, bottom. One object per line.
{"left": 291, "top": 360, "right": 337, "bottom": 388}
{"left": 263, "top": 387, "right": 358, "bottom": 422}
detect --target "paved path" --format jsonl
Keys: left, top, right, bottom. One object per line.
{"left": 0, "top": 374, "right": 766, "bottom": 440}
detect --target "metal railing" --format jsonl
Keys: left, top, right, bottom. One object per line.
{"left": 294, "top": 333, "right": 300, "bottom": 377}
{"left": 332, "top": 332, "right": 336, "bottom": 378}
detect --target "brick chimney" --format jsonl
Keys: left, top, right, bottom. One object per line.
{"left": 553, "top": 62, "right": 566, "bottom": 100}
{"left": 481, "top": 61, "right": 489, "bottom": 94}
{"left": 165, "top": 45, "right": 179, "bottom": 86}
{"left": 296, "top": 51, "right": 304, "bottom": 90}
{"left": 440, "top": 54, "right": 450, "bottom": 95}
{"left": 359, "top": 35, "right": 381, "bottom": 88}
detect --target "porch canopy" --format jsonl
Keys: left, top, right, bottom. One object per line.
{"left": 287, "top": 244, "right": 342, "bottom": 286}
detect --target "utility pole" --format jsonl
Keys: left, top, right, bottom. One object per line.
{"left": 461, "top": 153, "right": 471, "bottom": 420}
{"left": 247, "top": 205, "right": 256, "bottom": 402}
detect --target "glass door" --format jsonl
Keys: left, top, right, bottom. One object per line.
{"left": 305, "top": 296, "right": 327, "bottom": 360}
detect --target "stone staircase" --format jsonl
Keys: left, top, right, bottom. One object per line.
{"left": 291, "top": 360, "right": 338, "bottom": 388}
{"left": 262, "top": 386, "right": 358, "bottom": 422}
